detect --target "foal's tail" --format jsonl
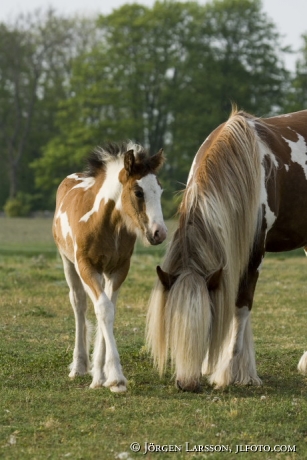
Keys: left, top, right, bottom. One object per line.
{"left": 146, "top": 269, "right": 212, "bottom": 390}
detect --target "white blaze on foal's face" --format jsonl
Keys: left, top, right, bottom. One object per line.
{"left": 136, "top": 174, "right": 167, "bottom": 245}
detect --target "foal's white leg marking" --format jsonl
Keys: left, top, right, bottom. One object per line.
{"left": 72, "top": 253, "right": 126, "bottom": 391}
{"left": 89, "top": 292, "right": 127, "bottom": 392}
{"left": 207, "top": 307, "right": 262, "bottom": 388}
{"left": 60, "top": 254, "right": 90, "bottom": 377}
{"left": 73, "top": 267, "right": 126, "bottom": 392}
{"left": 90, "top": 276, "right": 122, "bottom": 390}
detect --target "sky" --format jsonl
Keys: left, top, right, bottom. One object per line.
{"left": 0, "top": 0, "right": 306, "bottom": 71}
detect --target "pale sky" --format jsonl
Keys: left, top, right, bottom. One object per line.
{"left": 0, "top": 0, "right": 306, "bottom": 71}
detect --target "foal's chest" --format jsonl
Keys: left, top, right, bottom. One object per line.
{"left": 82, "top": 227, "right": 136, "bottom": 274}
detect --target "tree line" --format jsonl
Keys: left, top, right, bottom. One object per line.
{"left": 0, "top": 0, "right": 306, "bottom": 217}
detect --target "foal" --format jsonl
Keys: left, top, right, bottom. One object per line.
{"left": 53, "top": 142, "right": 166, "bottom": 392}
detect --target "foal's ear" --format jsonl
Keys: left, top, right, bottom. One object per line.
{"left": 124, "top": 149, "right": 135, "bottom": 176}
{"left": 149, "top": 148, "right": 165, "bottom": 172}
{"left": 207, "top": 268, "right": 223, "bottom": 291}
{"left": 157, "top": 265, "right": 178, "bottom": 290}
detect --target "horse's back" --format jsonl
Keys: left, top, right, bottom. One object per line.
{"left": 264, "top": 109, "right": 307, "bottom": 132}
{"left": 55, "top": 173, "right": 91, "bottom": 210}
{"left": 259, "top": 110, "right": 307, "bottom": 251}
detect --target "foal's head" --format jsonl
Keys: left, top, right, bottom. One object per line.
{"left": 119, "top": 146, "right": 167, "bottom": 245}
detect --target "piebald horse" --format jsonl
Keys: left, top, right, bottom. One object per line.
{"left": 54, "top": 142, "right": 166, "bottom": 392}
{"left": 146, "top": 108, "right": 307, "bottom": 391}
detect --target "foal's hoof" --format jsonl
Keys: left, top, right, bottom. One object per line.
{"left": 104, "top": 377, "right": 128, "bottom": 393}
{"left": 69, "top": 369, "right": 88, "bottom": 379}
{"left": 69, "top": 362, "right": 89, "bottom": 378}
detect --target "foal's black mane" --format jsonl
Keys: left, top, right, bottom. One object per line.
{"left": 85, "top": 141, "right": 154, "bottom": 178}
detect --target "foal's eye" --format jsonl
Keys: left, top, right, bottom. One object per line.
{"left": 134, "top": 190, "right": 144, "bottom": 199}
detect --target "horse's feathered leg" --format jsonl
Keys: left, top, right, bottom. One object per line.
{"left": 207, "top": 307, "right": 261, "bottom": 388}
{"left": 60, "top": 252, "right": 91, "bottom": 377}
{"left": 207, "top": 257, "right": 263, "bottom": 388}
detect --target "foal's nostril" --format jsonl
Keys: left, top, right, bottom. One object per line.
{"left": 154, "top": 230, "right": 160, "bottom": 239}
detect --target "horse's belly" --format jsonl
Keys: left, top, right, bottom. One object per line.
{"left": 265, "top": 226, "right": 307, "bottom": 252}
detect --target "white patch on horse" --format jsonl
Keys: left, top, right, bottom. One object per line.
{"left": 136, "top": 174, "right": 164, "bottom": 228}
{"left": 257, "top": 140, "right": 277, "bottom": 231}
{"left": 282, "top": 131, "right": 307, "bottom": 179}
{"left": 67, "top": 173, "right": 81, "bottom": 180}
{"left": 72, "top": 176, "right": 95, "bottom": 191}
{"left": 79, "top": 159, "right": 124, "bottom": 222}
{"left": 57, "top": 208, "right": 73, "bottom": 241}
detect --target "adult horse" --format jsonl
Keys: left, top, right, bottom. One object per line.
{"left": 54, "top": 142, "right": 166, "bottom": 393}
{"left": 146, "top": 108, "right": 307, "bottom": 392}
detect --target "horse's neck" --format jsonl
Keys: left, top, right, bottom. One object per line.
{"left": 79, "top": 168, "right": 123, "bottom": 224}
{"left": 82, "top": 172, "right": 138, "bottom": 241}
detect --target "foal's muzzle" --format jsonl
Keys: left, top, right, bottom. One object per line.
{"left": 146, "top": 223, "right": 167, "bottom": 245}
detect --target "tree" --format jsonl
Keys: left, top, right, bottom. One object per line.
{"left": 33, "top": 2, "right": 195, "bottom": 197}
{"left": 32, "top": 0, "right": 290, "bottom": 216}
{"left": 169, "top": 0, "right": 290, "bottom": 184}
{"left": 0, "top": 9, "right": 98, "bottom": 210}
{"left": 285, "top": 33, "right": 307, "bottom": 112}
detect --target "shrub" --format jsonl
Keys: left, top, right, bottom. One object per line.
{"left": 4, "top": 192, "right": 32, "bottom": 217}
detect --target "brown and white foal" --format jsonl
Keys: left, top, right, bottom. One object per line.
{"left": 53, "top": 142, "right": 166, "bottom": 392}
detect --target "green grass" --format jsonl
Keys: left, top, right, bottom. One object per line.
{"left": 0, "top": 218, "right": 307, "bottom": 459}
{"left": 0, "top": 218, "right": 56, "bottom": 256}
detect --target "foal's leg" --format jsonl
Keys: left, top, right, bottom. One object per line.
{"left": 90, "top": 274, "right": 120, "bottom": 389}
{"left": 76, "top": 258, "right": 129, "bottom": 393}
{"left": 207, "top": 262, "right": 262, "bottom": 388}
{"left": 60, "top": 253, "right": 90, "bottom": 377}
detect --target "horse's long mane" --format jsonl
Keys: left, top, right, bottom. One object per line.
{"left": 85, "top": 141, "right": 150, "bottom": 177}
{"left": 146, "top": 109, "right": 263, "bottom": 382}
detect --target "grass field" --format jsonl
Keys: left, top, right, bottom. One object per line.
{"left": 0, "top": 217, "right": 307, "bottom": 459}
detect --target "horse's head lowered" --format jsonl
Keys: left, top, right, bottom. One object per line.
{"left": 119, "top": 146, "right": 167, "bottom": 245}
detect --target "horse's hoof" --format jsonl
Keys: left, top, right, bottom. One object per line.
{"left": 176, "top": 380, "right": 201, "bottom": 392}
{"left": 110, "top": 384, "right": 127, "bottom": 393}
